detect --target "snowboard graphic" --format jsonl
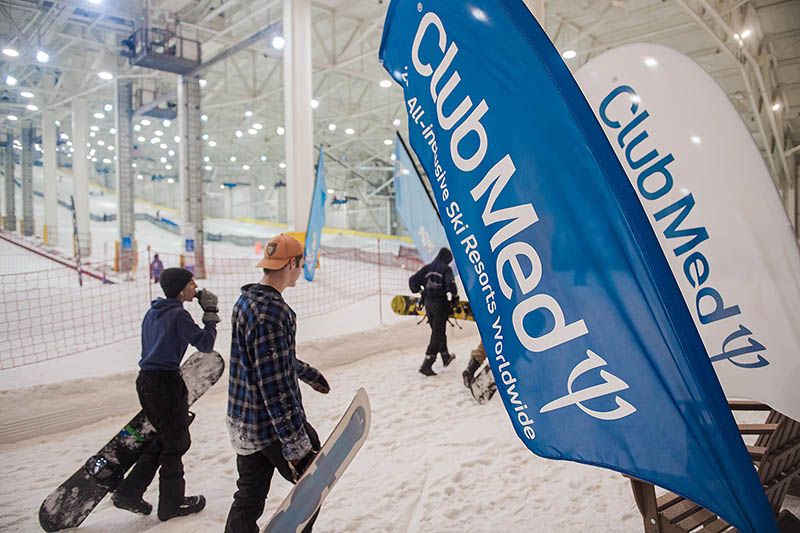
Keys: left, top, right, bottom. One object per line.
{"left": 262, "top": 388, "right": 371, "bottom": 533}
{"left": 38, "top": 351, "right": 225, "bottom": 532}
{"left": 470, "top": 364, "right": 497, "bottom": 404}
{"left": 390, "top": 294, "right": 474, "bottom": 321}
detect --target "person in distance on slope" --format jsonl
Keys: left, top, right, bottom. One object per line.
{"left": 113, "top": 267, "right": 219, "bottom": 521}
{"left": 150, "top": 253, "right": 164, "bottom": 284}
{"left": 409, "top": 247, "right": 458, "bottom": 376}
{"left": 224, "top": 234, "right": 331, "bottom": 533}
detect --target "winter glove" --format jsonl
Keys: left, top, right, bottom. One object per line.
{"left": 197, "top": 289, "right": 220, "bottom": 324}
{"left": 308, "top": 373, "right": 330, "bottom": 394}
{"left": 289, "top": 449, "right": 317, "bottom": 481}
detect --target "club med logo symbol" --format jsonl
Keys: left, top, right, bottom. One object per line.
{"left": 540, "top": 349, "right": 637, "bottom": 421}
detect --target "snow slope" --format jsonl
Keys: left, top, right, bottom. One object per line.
{"left": 0, "top": 317, "right": 648, "bottom": 532}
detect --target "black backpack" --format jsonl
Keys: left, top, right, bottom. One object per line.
{"left": 424, "top": 271, "right": 446, "bottom": 297}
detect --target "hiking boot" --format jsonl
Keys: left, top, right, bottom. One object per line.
{"left": 158, "top": 495, "right": 206, "bottom": 521}
{"left": 441, "top": 352, "right": 455, "bottom": 367}
{"left": 419, "top": 354, "right": 437, "bottom": 377}
{"left": 462, "top": 358, "right": 481, "bottom": 388}
{"left": 112, "top": 493, "right": 152, "bottom": 516}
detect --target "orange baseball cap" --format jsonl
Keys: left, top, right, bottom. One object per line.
{"left": 256, "top": 234, "right": 303, "bottom": 269}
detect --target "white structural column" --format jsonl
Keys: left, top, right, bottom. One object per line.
{"left": 3, "top": 132, "right": 15, "bottom": 231}
{"left": 283, "top": 0, "right": 315, "bottom": 231}
{"left": 178, "top": 75, "right": 206, "bottom": 278}
{"left": 115, "top": 79, "right": 136, "bottom": 272}
{"left": 21, "top": 122, "right": 34, "bottom": 236}
{"left": 42, "top": 111, "right": 58, "bottom": 245}
{"left": 71, "top": 97, "right": 91, "bottom": 256}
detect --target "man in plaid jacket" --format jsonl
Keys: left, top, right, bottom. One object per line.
{"left": 224, "top": 234, "right": 330, "bottom": 533}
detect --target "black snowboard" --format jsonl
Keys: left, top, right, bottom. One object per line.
{"left": 38, "top": 351, "right": 225, "bottom": 532}
{"left": 391, "top": 294, "right": 474, "bottom": 321}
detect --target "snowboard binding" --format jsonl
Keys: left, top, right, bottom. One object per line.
{"left": 84, "top": 455, "right": 123, "bottom": 489}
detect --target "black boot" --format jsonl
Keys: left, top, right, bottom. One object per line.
{"left": 441, "top": 352, "right": 455, "bottom": 367}
{"left": 462, "top": 358, "right": 481, "bottom": 388}
{"left": 158, "top": 495, "right": 206, "bottom": 521}
{"left": 112, "top": 493, "right": 153, "bottom": 515}
{"left": 419, "top": 354, "right": 437, "bottom": 376}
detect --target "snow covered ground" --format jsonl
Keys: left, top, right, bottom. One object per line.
{"left": 0, "top": 309, "right": 648, "bottom": 533}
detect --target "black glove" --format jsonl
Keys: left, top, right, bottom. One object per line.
{"left": 308, "top": 373, "right": 330, "bottom": 394}
{"left": 289, "top": 449, "right": 317, "bottom": 481}
{"left": 197, "top": 289, "right": 220, "bottom": 324}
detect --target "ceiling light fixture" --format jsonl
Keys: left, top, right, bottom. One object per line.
{"left": 36, "top": 50, "right": 50, "bottom": 63}
{"left": 2, "top": 48, "right": 19, "bottom": 57}
{"left": 98, "top": 71, "right": 114, "bottom": 80}
{"left": 562, "top": 50, "right": 577, "bottom": 59}
{"left": 272, "top": 35, "right": 285, "bottom": 50}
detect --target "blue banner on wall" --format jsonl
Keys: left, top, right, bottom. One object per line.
{"left": 394, "top": 133, "right": 449, "bottom": 264}
{"left": 303, "top": 147, "right": 327, "bottom": 281}
{"left": 379, "top": 2, "right": 775, "bottom": 531}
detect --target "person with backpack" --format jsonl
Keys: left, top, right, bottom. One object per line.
{"left": 408, "top": 247, "right": 458, "bottom": 376}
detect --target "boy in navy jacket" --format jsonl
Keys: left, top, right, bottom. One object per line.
{"left": 113, "top": 267, "right": 218, "bottom": 521}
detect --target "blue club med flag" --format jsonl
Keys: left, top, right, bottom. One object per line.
{"left": 379, "top": 2, "right": 776, "bottom": 531}
{"left": 394, "top": 133, "right": 449, "bottom": 264}
{"left": 303, "top": 147, "right": 327, "bottom": 281}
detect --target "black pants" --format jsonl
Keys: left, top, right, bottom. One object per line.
{"left": 224, "top": 423, "right": 321, "bottom": 533}
{"left": 425, "top": 298, "right": 450, "bottom": 356}
{"left": 115, "top": 370, "right": 191, "bottom": 516}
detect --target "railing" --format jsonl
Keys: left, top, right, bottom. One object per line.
{"left": 0, "top": 242, "right": 423, "bottom": 369}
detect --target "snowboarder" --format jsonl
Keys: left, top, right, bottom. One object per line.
{"left": 150, "top": 253, "right": 164, "bottom": 284}
{"left": 463, "top": 342, "right": 486, "bottom": 388}
{"left": 224, "top": 234, "right": 331, "bottom": 533}
{"left": 112, "top": 267, "right": 219, "bottom": 521}
{"left": 408, "top": 247, "right": 458, "bottom": 376}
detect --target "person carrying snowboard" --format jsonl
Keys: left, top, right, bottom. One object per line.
{"left": 112, "top": 267, "right": 218, "bottom": 521}
{"left": 463, "top": 342, "right": 486, "bottom": 387}
{"left": 224, "top": 234, "right": 331, "bottom": 533}
{"left": 409, "top": 247, "right": 458, "bottom": 376}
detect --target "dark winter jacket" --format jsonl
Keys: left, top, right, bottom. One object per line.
{"left": 226, "top": 284, "right": 326, "bottom": 460}
{"left": 139, "top": 298, "right": 217, "bottom": 371}
{"left": 409, "top": 248, "right": 457, "bottom": 301}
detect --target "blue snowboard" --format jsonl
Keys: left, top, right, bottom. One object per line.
{"left": 263, "top": 388, "right": 371, "bottom": 533}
